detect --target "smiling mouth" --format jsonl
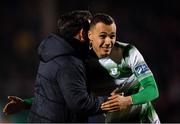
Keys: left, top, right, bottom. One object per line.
{"left": 101, "top": 47, "right": 112, "bottom": 52}
{"left": 101, "top": 46, "right": 112, "bottom": 49}
{"left": 101, "top": 47, "right": 112, "bottom": 50}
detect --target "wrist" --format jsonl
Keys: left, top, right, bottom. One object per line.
{"left": 126, "top": 96, "right": 133, "bottom": 106}
{"left": 22, "top": 99, "right": 32, "bottom": 109}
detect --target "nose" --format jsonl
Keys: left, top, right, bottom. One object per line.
{"left": 104, "top": 37, "right": 111, "bottom": 46}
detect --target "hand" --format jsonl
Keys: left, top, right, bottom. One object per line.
{"left": 3, "top": 96, "right": 26, "bottom": 115}
{"left": 110, "top": 87, "right": 124, "bottom": 96}
{"left": 101, "top": 94, "right": 132, "bottom": 112}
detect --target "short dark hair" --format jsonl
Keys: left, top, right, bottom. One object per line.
{"left": 57, "top": 10, "right": 92, "bottom": 38}
{"left": 90, "top": 13, "right": 115, "bottom": 28}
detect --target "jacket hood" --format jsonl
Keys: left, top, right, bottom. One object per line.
{"left": 38, "top": 33, "right": 90, "bottom": 62}
{"left": 38, "top": 33, "right": 74, "bottom": 62}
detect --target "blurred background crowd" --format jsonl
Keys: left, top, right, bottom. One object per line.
{"left": 0, "top": 0, "right": 180, "bottom": 122}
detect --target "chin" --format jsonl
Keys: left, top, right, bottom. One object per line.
{"left": 100, "top": 54, "right": 109, "bottom": 58}
{"left": 105, "top": 52, "right": 111, "bottom": 56}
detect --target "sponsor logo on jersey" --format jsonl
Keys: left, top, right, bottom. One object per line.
{"left": 134, "top": 63, "right": 150, "bottom": 76}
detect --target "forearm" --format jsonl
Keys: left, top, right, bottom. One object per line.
{"left": 131, "top": 76, "right": 159, "bottom": 105}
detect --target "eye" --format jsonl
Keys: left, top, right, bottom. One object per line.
{"left": 99, "top": 34, "right": 106, "bottom": 39}
{"left": 110, "top": 34, "right": 116, "bottom": 39}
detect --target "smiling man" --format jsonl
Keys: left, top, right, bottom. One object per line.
{"left": 87, "top": 13, "right": 160, "bottom": 123}
{"left": 88, "top": 15, "right": 116, "bottom": 58}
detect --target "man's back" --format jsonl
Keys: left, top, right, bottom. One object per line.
{"left": 28, "top": 34, "right": 105, "bottom": 122}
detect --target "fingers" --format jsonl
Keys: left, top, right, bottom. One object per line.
{"left": 111, "top": 92, "right": 115, "bottom": 96}
{"left": 7, "top": 96, "right": 13, "bottom": 102}
{"left": 4, "top": 96, "right": 15, "bottom": 113}
{"left": 3, "top": 101, "right": 15, "bottom": 115}
{"left": 3, "top": 96, "right": 22, "bottom": 115}
{"left": 101, "top": 105, "right": 119, "bottom": 111}
{"left": 111, "top": 88, "right": 119, "bottom": 95}
{"left": 8, "top": 96, "right": 22, "bottom": 102}
{"left": 101, "top": 94, "right": 128, "bottom": 112}
{"left": 111, "top": 87, "right": 124, "bottom": 96}
{"left": 109, "top": 92, "right": 124, "bottom": 100}
{"left": 3, "top": 104, "right": 8, "bottom": 114}
{"left": 102, "top": 106, "right": 121, "bottom": 112}
{"left": 101, "top": 101, "right": 123, "bottom": 112}
{"left": 108, "top": 94, "right": 119, "bottom": 100}
{"left": 102, "top": 98, "right": 116, "bottom": 106}
{"left": 101, "top": 97, "right": 120, "bottom": 110}
{"left": 101, "top": 102, "right": 119, "bottom": 109}
{"left": 7, "top": 96, "right": 17, "bottom": 103}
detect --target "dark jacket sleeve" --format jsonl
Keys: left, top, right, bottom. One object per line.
{"left": 56, "top": 59, "right": 107, "bottom": 116}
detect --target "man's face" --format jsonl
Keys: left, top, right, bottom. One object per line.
{"left": 88, "top": 22, "right": 116, "bottom": 58}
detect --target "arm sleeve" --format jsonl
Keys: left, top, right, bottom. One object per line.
{"left": 23, "top": 97, "right": 34, "bottom": 109}
{"left": 23, "top": 97, "right": 34, "bottom": 105}
{"left": 57, "top": 59, "right": 107, "bottom": 116}
{"left": 126, "top": 46, "right": 159, "bottom": 105}
{"left": 131, "top": 75, "right": 159, "bottom": 105}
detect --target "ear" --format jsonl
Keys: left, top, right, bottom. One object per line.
{"left": 79, "top": 29, "right": 84, "bottom": 41}
{"left": 88, "top": 30, "right": 92, "bottom": 41}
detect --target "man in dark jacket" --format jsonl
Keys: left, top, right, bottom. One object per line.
{"left": 27, "top": 10, "right": 107, "bottom": 122}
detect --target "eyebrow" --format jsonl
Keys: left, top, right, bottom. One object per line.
{"left": 100, "top": 32, "right": 116, "bottom": 34}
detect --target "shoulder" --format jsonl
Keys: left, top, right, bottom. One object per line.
{"left": 115, "top": 41, "right": 129, "bottom": 47}
{"left": 54, "top": 55, "right": 84, "bottom": 69}
{"left": 54, "top": 56, "right": 86, "bottom": 79}
{"left": 114, "top": 41, "right": 136, "bottom": 50}
{"left": 114, "top": 41, "right": 138, "bottom": 58}
{"left": 43, "top": 33, "right": 64, "bottom": 41}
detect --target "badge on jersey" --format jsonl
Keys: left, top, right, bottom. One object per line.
{"left": 110, "top": 67, "right": 120, "bottom": 78}
{"left": 134, "top": 63, "right": 151, "bottom": 77}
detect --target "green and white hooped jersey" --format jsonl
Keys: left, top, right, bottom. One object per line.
{"left": 98, "top": 41, "right": 160, "bottom": 123}
{"left": 99, "top": 41, "right": 152, "bottom": 92}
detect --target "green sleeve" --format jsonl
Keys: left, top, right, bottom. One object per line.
{"left": 23, "top": 97, "right": 34, "bottom": 106}
{"left": 131, "top": 75, "right": 159, "bottom": 105}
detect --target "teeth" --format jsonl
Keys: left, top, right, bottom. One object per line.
{"left": 101, "top": 46, "right": 112, "bottom": 48}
